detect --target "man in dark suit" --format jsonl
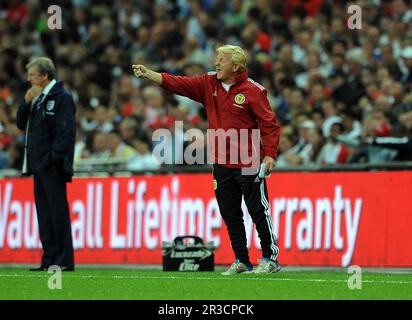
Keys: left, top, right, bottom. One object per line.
{"left": 16, "top": 57, "right": 76, "bottom": 272}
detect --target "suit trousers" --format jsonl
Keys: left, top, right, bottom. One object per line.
{"left": 33, "top": 164, "right": 74, "bottom": 268}
{"left": 213, "top": 164, "right": 279, "bottom": 265}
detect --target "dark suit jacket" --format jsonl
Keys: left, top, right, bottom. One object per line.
{"left": 16, "top": 80, "right": 76, "bottom": 182}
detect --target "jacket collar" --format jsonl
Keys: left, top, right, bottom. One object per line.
{"left": 42, "top": 79, "right": 57, "bottom": 96}
{"left": 234, "top": 70, "right": 248, "bottom": 84}
{"left": 47, "top": 80, "right": 64, "bottom": 96}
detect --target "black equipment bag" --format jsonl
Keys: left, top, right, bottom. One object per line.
{"left": 162, "top": 236, "right": 215, "bottom": 271}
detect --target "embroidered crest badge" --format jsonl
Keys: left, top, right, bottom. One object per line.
{"left": 46, "top": 100, "right": 55, "bottom": 111}
{"left": 234, "top": 94, "right": 245, "bottom": 105}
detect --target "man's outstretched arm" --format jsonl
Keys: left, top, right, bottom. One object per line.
{"left": 132, "top": 64, "right": 205, "bottom": 103}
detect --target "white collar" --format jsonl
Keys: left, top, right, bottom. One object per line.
{"left": 42, "top": 79, "right": 57, "bottom": 96}
{"left": 222, "top": 82, "right": 232, "bottom": 92}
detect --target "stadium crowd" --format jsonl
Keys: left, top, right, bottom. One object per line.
{"left": 0, "top": 0, "right": 411, "bottom": 173}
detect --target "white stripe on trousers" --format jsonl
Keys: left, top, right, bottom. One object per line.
{"left": 260, "top": 180, "right": 279, "bottom": 261}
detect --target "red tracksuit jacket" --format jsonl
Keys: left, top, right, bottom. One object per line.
{"left": 161, "top": 70, "right": 281, "bottom": 168}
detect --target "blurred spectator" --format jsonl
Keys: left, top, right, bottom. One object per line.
{"left": 94, "top": 106, "right": 115, "bottom": 133}
{"left": 106, "top": 130, "right": 136, "bottom": 159}
{"left": 88, "top": 132, "right": 110, "bottom": 160}
{"left": 6, "top": 141, "right": 23, "bottom": 170}
{"left": 142, "top": 85, "right": 167, "bottom": 128}
{"left": 119, "top": 116, "right": 139, "bottom": 146}
{"left": 306, "top": 128, "right": 325, "bottom": 163}
{"left": 287, "top": 120, "right": 316, "bottom": 164}
{"left": 6, "top": 0, "right": 27, "bottom": 26}
{"left": 337, "top": 109, "right": 363, "bottom": 155}
{"left": 223, "top": 0, "right": 246, "bottom": 32}
{"left": 320, "top": 98, "right": 341, "bottom": 138}
{"left": 127, "top": 137, "right": 161, "bottom": 171}
{"left": 400, "top": 46, "right": 412, "bottom": 84}
{"left": 276, "top": 131, "right": 297, "bottom": 167}
{"left": 74, "top": 129, "right": 87, "bottom": 162}
{"left": 317, "top": 122, "right": 349, "bottom": 164}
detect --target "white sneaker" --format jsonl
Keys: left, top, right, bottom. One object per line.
{"left": 221, "top": 259, "right": 252, "bottom": 276}
{"left": 253, "top": 258, "right": 281, "bottom": 274}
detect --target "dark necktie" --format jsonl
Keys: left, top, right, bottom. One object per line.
{"left": 32, "top": 93, "right": 45, "bottom": 111}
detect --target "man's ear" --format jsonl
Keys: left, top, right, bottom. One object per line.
{"left": 233, "top": 64, "right": 240, "bottom": 73}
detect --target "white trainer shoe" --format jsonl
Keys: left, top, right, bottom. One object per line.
{"left": 221, "top": 259, "right": 253, "bottom": 275}
{"left": 253, "top": 258, "right": 281, "bottom": 274}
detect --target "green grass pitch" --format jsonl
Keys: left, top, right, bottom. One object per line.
{"left": 0, "top": 266, "right": 411, "bottom": 300}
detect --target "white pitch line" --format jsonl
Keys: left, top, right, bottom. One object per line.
{"left": 0, "top": 274, "right": 412, "bottom": 285}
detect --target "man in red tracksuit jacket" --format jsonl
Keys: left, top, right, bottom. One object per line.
{"left": 132, "top": 45, "right": 281, "bottom": 274}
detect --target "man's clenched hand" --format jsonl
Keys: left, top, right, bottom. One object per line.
{"left": 132, "top": 65, "right": 148, "bottom": 78}
{"left": 131, "top": 64, "right": 162, "bottom": 85}
{"left": 24, "top": 86, "right": 42, "bottom": 104}
{"left": 262, "top": 156, "right": 276, "bottom": 176}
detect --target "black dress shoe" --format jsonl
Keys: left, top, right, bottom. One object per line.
{"left": 29, "top": 266, "right": 48, "bottom": 271}
{"left": 60, "top": 266, "right": 75, "bottom": 272}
